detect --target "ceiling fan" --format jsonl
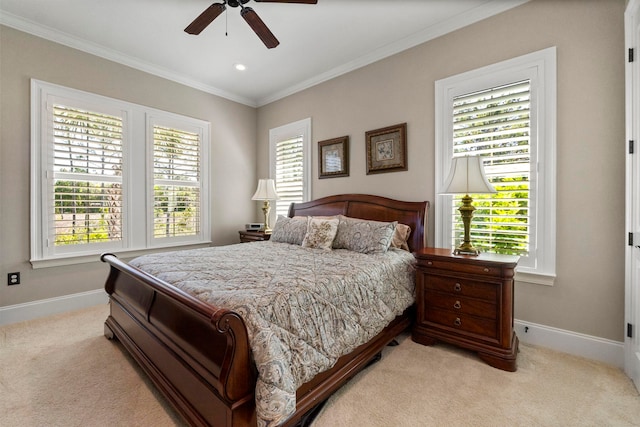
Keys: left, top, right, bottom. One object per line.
{"left": 185, "top": 0, "right": 318, "bottom": 49}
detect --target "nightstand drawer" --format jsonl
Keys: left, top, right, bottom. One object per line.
{"left": 424, "top": 275, "right": 497, "bottom": 301}
{"left": 425, "top": 307, "right": 497, "bottom": 339}
{"left": 419, "top": 259, "right": 501, "bottom": 276}
{"left": 425, "top": 290, "right": 496, "bottom": 319}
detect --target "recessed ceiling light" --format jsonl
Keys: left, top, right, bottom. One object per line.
{"left": 234, "top": 63, "right": 247, "bottom": 71}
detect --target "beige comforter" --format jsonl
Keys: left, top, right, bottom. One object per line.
{"left": 129, "top": 241, "right": 415, "bottom": 426}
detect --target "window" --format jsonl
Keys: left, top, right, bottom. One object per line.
{"left": 31, "top": 80, "right": 210, "bottom": 267}
{"left": 269, "top": 118, "right": 312, "bottom": 217}
{"left": 435, "top": 47, "right": 556, "bottom": 285}
{"left": 51, "top": 105, "right": 124, "bottom": 248}
{"left": 150, "top": 119, "right": 204, "bottom": 243}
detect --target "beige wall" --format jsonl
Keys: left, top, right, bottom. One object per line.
{"left": 0, "top": 0, "right": 627, "bottom": 342}
{"left": 257, "top": 0, "right": 626, "bottom": 341}
{"left": 0, "top": 26, "right": 258, "bottom": 307}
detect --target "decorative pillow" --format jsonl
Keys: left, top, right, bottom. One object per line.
{"left": 301, "top": 217, "right": 339, "bottom": 250}
{"left": 390, "top": 223, "right": 412, "bottom": 251}
{"left": 333, "top": 215, "right": 397, "bottom": 254}
{"left": 270, "top": 216, "right": 308, "bottom": 245}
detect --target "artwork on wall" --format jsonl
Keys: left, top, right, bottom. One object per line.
{"left": 365, "top": 123, "right": 407, "bottom": 174}
{"left": 319, "top": 136, "right": 349, "bottom": 179}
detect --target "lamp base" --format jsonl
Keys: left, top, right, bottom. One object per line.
{"left": 454, "top": 194, "right": 480, "bottom": 256}
{"left": 453, "top": 244, "right": 480, "bottom": 256}
{"left": 261, "top": 201, "right": 272, "bottom": 234}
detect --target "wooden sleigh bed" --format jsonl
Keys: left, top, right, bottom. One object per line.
{"left": 102, "top": 194, "right": 429, "bottom": 427}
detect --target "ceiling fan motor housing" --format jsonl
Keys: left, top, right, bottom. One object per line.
{"left": 227, "top": 0, "right": 251, "bottom": 7}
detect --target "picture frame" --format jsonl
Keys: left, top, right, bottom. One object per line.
{"left": 365, "top": 123, "right": 408, "bottom": 174}
{"left": 318, "top": 136, "right": 349, "bottom": 179}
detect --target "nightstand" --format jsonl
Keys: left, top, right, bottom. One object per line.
{"left": 239, "top": 230, "right": 271, "bottom": 243}
{"left": 412, "top": 247, "right": 519, "bottom": 371}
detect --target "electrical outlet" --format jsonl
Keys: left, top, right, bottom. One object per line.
{"left": 8, "top": 272, "right": 20, "bottom": 285}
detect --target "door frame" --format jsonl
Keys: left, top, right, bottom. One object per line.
{"left": 625, "top": 0, "right": 640, "bottom": 390}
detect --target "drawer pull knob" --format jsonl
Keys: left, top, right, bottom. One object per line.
{"left": 453, "top": 301, "right": 461, "bottom": 309}
{"left": 454, "top": 317, "right": 462, "bottom": 326}
{"left": 427, "top": 261, "right": 433, "bottom": 266}
{"left": 454, "top": 283, "right": 462, "bottom": 292}
{"left": 483, "top": 267, "right": 490, "bottom": 272}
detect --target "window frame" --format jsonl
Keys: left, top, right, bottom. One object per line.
{"left": 268, "top": 118, "right": 312, "bottom": 218}
{"left": 434, "top": 47, "right": 557, "bottom": 285}
{"left": 30, "top": 80, "right": 211, "bottom": 268}
{"left": 146, "top": 113, "right": 210, "bottom": 247}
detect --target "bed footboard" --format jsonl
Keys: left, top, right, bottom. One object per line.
{"left": 101, "top": 253, "right": 257, "bottom": 427}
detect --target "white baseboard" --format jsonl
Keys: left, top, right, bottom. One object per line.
{"left": 0, "top": 289, "right": 108, "bottom": 326}
{"left": 0, "top": 293, "right": 626, "bottom": 369}
{"left": 515, "top": 319, "right": 625, "bottom": 368}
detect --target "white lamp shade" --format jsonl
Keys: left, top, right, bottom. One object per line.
{"left": 440, "top": 155, "right": 497, "bottom": 195}
{"left": 251, "top": 179, "right": 279, "bottom": 200}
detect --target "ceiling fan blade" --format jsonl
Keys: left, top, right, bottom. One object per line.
{"left": 254, "top": 0, "right": 317, "bottom": 3}
{"left": 241, "top": 7, "right": 280, "bottom": 49}
{"left": 184, "top": 3, "right": 226, "bottom": 35}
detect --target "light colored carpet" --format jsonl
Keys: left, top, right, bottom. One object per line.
{"left": 314, "top": 333, "right": 640, "bottom": 427}
{"left": 1, "top": 303, "right": 638, "bottom": 427}
{"left": 0, "top": 303, "right": 184, "bottom": 427}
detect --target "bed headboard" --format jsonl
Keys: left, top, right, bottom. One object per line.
{"left": 288, "top": 194, "right": 429, "bottom": 252}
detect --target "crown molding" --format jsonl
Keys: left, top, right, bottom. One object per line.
{"left": 1, "top": 0, "right": 529, "bottom": 109}
{"left": 0, "top": 11, "right": 258, "bottom": 107}
{"left": 256, "top": 0, "right": 530, "bottom": 106}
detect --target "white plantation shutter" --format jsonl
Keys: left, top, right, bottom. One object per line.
{"left": 450, "top": 80, "right": 531, "bottom": 256}
{"left": 269, "top": 118, "right": 311, "bottom": 218}
{"left": 51, "top": 105, "right": 123, "bottom": 247}
{"left": 274, "top": 135, "right": 305, "bottom": 216}
{"left": 32, "top": 80, "right": 211, "bottom": 266}
{"left": 152, "top": 125, "right": 201, "bottom": 239}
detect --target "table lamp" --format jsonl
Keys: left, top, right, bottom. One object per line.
{"left": 440, "top": 155, "right": 496, "bottom": 255}
{"left": 251, "top": 178, "right": 279, "bottom": 233}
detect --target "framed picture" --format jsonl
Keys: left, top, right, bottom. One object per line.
{"left": 319, "top": 136, "right": 349, "bottom": 179}
{"left": 365, "top": 123, "right": 407, "bottom": 174}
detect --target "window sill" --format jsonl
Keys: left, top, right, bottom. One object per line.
{"left": 30, "top": 241, "right": 212, "bottom": 269}
{"left": 515, "top": 271, "right": 556, "bottom": 286}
